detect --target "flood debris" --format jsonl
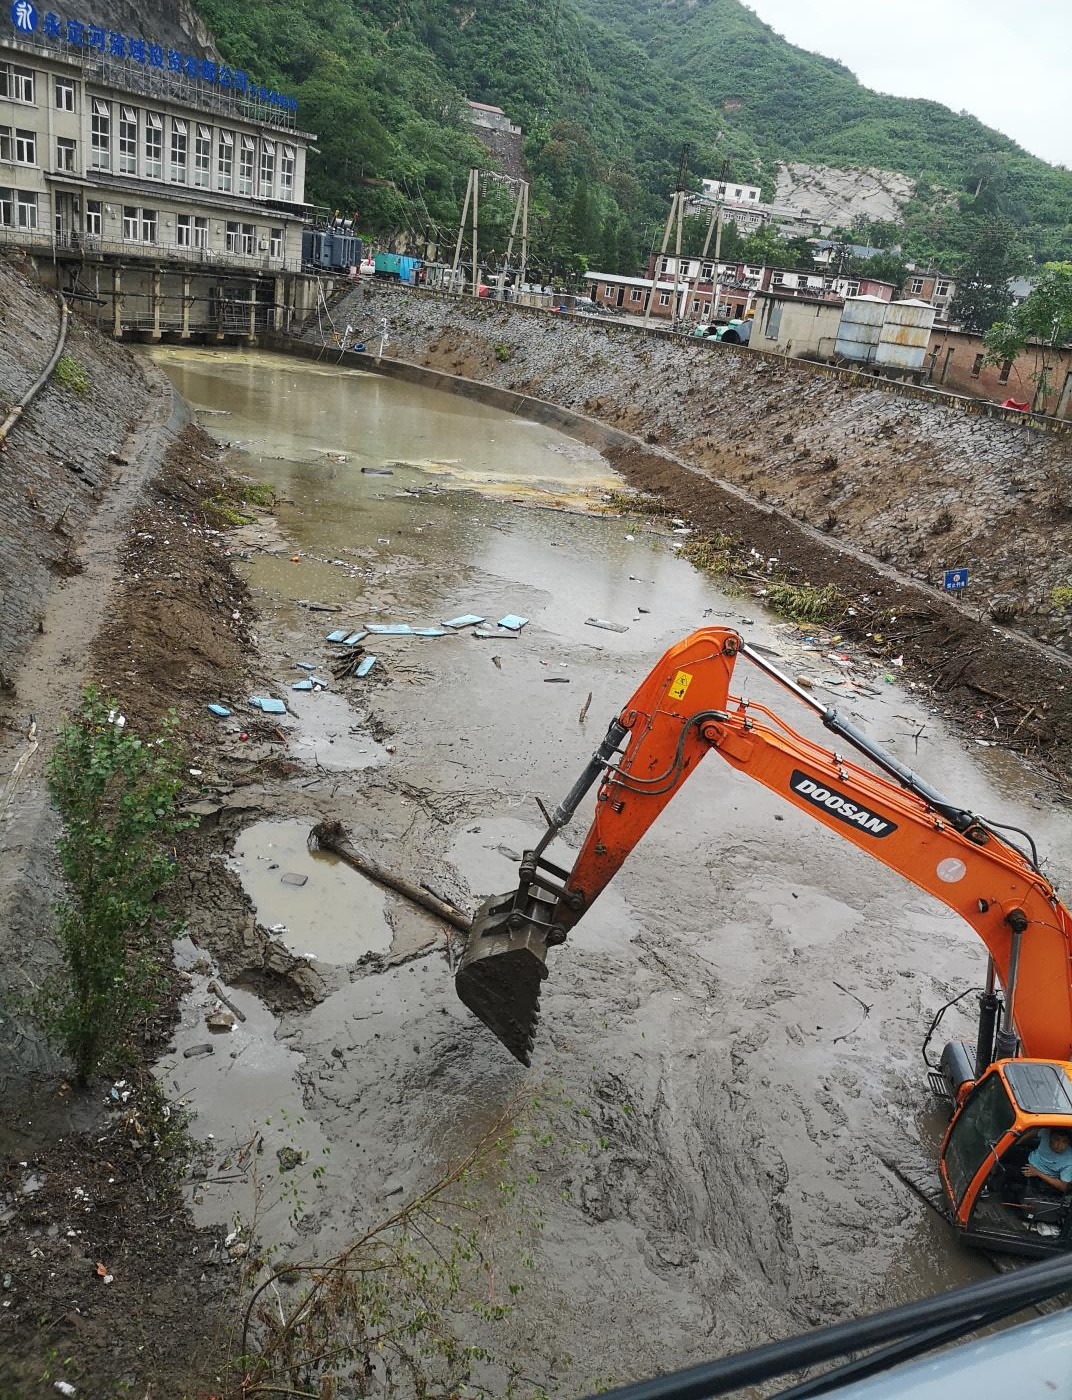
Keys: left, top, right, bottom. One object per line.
{"left": 341, "top": 630, "right": 367, "bottom": 645}
{"left": 355, "top": 656, "right": 378, "bottom": 678}
{"left": 249, "top": 696, "right": 287, "bottom": 714}
{"left": 367, "top": 623, "right": 415, "bottom": 635}
{"left": 444, "top": 614, "right": 485, "bottom": 628}
{"left": 585, "top": 617, "right": 629, "bottom": 633}
{"left": 497, "top": 615, "right": 529, "bottom": 631}
{"left": 309, "top": 819, "right": 471, "bottom": 933}
{"left": 281, "top": 872, "right": 308, "bottom": 887}
{"left": 361, "top": 466, "right": 393, "bottom": 476}
{"left": 579, "top": 691, "right": 593, "bottom": 722}
{"left": 183, "top": 1043, "right": 214, "bottom": 1059}
{"left": 206, "top": 703, "right": 232, "bottom": 717}
{"left": 208, "top": 979, "right": 247, "bottom": 1023}
{"left": 205, "top": 1009, "right": 236, "bottom": 1033}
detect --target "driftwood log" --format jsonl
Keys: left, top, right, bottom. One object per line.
{"left": 309, "top": 820, "right": 473, "bottom": 933}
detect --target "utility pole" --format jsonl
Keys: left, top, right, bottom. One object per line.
{"left": 520, "top": 181, "right": 529, "bottom": 291}
{"left": 672, "top": 143, "right": 690, "bottom": 326}
{"left": 643, "top": 193, "right": 677, "bottom": 325}
{"left": 499, "top": 180, "right": 529, "bottom": 299}
{"left": 472, "top": 170, "right": 480, "bottom": 298}
{"left": 450, "top": 169, "right": 475, "bottom": 294}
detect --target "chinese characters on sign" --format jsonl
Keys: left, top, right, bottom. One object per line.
{"left": 8, "top": 3, "right": 298, "bottom": 112}
{"left": 943, "top": 569, "right": 968, "bottom": 592}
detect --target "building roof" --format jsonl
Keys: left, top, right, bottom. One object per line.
{"left": 757, "top": 288, "right": 844, "bottom": 307}
{"left": 587, "top": 272, "right": 678, "bottom": 291}
{"left": 466, "top": 100, "right": 506, "bottom": 115}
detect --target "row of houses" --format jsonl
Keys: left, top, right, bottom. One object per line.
{"left": 586, "top": 259, "right": 901, "bottom": 324}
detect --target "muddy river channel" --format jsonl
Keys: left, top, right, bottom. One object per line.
{"left": 153, "top": 348, "right": 1071, "bottom": 1386}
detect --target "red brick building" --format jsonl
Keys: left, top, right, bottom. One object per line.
{"left": 926, "top": 327, "right": 1072, "bottom": 417}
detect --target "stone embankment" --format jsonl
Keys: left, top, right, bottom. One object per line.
{"left": 0, "top": 253, "right": 152, "bottom": 680}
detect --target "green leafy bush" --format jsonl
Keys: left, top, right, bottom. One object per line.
{"left": 36, "top": 689, "right": 188, "bottom": 1083}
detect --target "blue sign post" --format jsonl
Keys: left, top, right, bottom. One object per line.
{"left": 943, "top": 568, "right": 969, "bottom": 592}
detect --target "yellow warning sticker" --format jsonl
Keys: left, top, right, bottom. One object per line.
{"left": 668, "top": 669, "right": 693, "bottom": 700}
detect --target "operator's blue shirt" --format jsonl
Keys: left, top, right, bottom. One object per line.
{"left": 1028, "top": 1129, "right": 1072, "bottom": 1183}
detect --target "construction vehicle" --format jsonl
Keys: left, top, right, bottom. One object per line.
{"left": 456, "top": 626, "right": 1072, "bottom": 1259}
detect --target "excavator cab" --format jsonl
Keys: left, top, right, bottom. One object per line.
{"left": 940, "top": 1060, "right": 1072, "bottom": 1256}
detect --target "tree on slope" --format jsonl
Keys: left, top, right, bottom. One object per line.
{"left": 950, "top": 217, "right": 1029, "bottom": 334}
{"left": 984, "top": 262, "right": 1072, "bottom": 410}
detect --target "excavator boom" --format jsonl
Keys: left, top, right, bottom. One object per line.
{"left": 456, "top": 627, "right": 1072, "bottom": 1067}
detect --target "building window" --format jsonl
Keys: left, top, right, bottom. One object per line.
{"left": 0, "top": 63, "right": 35, "bottom": 104}
{"left": 846, "top": 282, "right": 860, "bottom": 296}
{"left": 194, "top": 124, "right": 211, "bottom": 188}
{"left": 115, "top": 107, "right": 136, "bottom": 174}
{"left": 170, "top": 117, "right": 187, "bottom": 182}
{"left": 91, "top": 98, "right": 110, "bottom": 170}
{"left": 630, "top": 288, "right": 642, "bottom": 302}
{"left": 971, "top": 352, "right": 984, "bottom": 377}
{"left": 145, "top": 111, "right": 162, "bottom": 179}
{"left": 280, "top": 145, "right": 294, "bottom": 200}
{"left": 54, "top": 77, "right": 74, "bottom": 111}
{"left": 910, "top": 276, "right": 925, "bottom": 295}
{"left": 123, "top": 205, "right": 139, "bottom": 240}
{"left": 936, "top": 279, "right": 951, "bottom": 297}
{"left": 658, "top": 291, "right": 671, "bottom": 307}
{"left": 4, "top": 128, "right": 37, "bottom": 164}
{"left": 16, "top": 189, "right": 36, "bottom": 229}
{"left": 270, "top": 227, "right": 283, "bottom": 259}
{"left": 999, "top": 359, "right": 1013, "bottom": 384}
{"left": 771, "top": 271, "right": 784, "bottom": 286}
{"left": 218, "top": 129, "right": 233, "bottom": 191}
{"left": 0, "top": 186, "right": 11, "bottom": 226}
{"left": 56, "top": 136, "right": 76, "bottom": 172}
{"left": 241, "top": 222, "right": 255, "bottom": 255}
{"left": 701, "top": 262, "right": 714, "bottom": 279}
{"left": 193, "top": 216, "right": 208, "bottom": 249}
{"left": 225, "top": 220, "right": 239, "bottom": 253}
{"left": 141, "top": 208, "right": 157, "bottom": 243}
{"left": 85, "top": 199, "right": 102, "bottom": 236}
{"left": 259, "top": 138, "right": 274, "bottom": 197}
{"left": 177, "top": 212, "right": 192, "bottom": 247}
{"left": 239, "top": 136, "right": 254, "bottom": 196}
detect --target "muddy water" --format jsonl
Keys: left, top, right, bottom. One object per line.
{"left": 155, "top": 348, "right": 1072, "bottom": 1386}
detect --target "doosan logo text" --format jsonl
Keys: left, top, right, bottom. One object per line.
{"left": 789, "top": 771, "right": 897, "bottom": 837}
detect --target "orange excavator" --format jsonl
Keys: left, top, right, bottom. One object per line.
{"left": 456, "top": 626, "right": 1072, "bottom": 1259}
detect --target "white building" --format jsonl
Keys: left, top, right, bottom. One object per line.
{"left": 702, "top": 177, "right": 761, "bottom": 204}
{"left": 1, "top": 7, "right": 318, "bottom": 332}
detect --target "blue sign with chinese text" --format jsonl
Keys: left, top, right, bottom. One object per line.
{"left": 9, "top": 5, "right": 297, "bottom": 112}
{"left": 10, "top": 0, "right": 36, "bottom": 31}
{"left": 943, "top": 568, "right": 968, "bottom": 591}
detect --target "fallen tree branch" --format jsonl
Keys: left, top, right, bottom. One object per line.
{"left": 308, "top": 819, "right": 472, "bottom": 933}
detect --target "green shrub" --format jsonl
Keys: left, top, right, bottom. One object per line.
{"left": 36, "top": 689, "right": 188, "bottom": 1083}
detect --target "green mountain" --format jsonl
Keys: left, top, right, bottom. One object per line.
{"left": 192, "top": 0, "right": 1072, "bottom": 272}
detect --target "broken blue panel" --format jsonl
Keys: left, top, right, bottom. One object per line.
{"left": 311, "top": 676, "right": 330, "bottom": 687}
{"left": 207, "top": 703, "right": 232, "bottom": 717}
{"left": 355, "top": 656, "right": 378, "bottom": 678}
{"left": 342, "top": 630, "right": 368, "bottom": 646}
{"left": 367, "top": 624, "right": 413, "bottom": 635}
{"left": 249, "top": 696, "right": 287, "bottom": 714}
{"left": 292, "top": 678, "right": 314, "bottom": 691}
{"left": 413, "top": 628, "right": 448, "bottom": 637}
{"left": 325, "top": 629, "right": 348, "bottom": 643}
{"left": 473, "top": 628, "right": 518, "bottom": 639}
{"left": 497, "top": 615, "right": 529, "bottom": 631}
{"left": 443, "top": 614, "right": 485, "bottom": 628}
{"left": 295, "top": 661, "right": 317, "bottom": 671}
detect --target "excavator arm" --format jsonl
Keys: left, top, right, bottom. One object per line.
{"left": 456, "top": 627, "right": 1072, "bottom": 1067}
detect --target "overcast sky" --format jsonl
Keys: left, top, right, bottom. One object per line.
{"left": 743, "top": 0, "right": 1072, "bottom": 167}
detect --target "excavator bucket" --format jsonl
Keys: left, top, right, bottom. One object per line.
{"left": 455, "top": 889, "right": 557, "bottom": 1066}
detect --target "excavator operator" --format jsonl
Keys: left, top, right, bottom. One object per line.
{"left": 1025, "top": 1129, "right": 1072, "bottom": 1194}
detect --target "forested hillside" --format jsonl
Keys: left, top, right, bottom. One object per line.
{"left": 193, "top": 0, "right": 1072, "bottom": 274}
